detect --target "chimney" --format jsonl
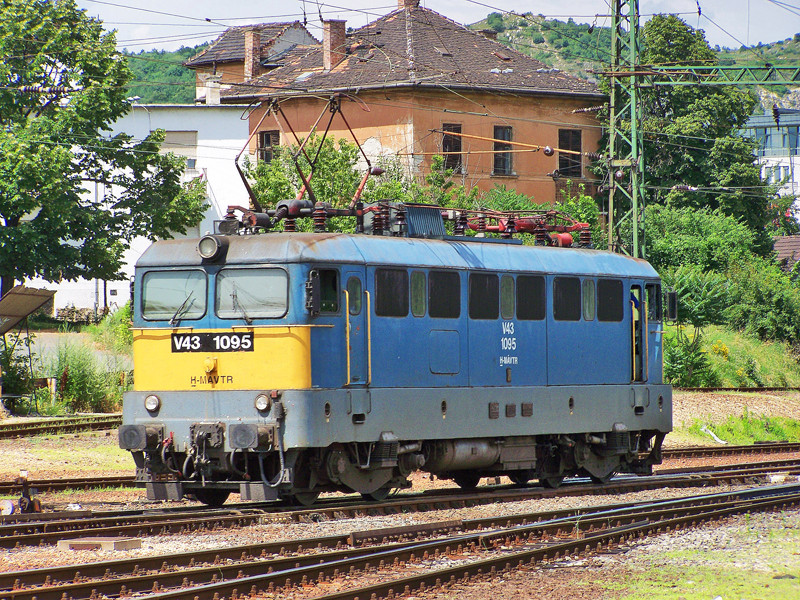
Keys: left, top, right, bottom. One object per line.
{"left": 205, "top": 74, "right": 221, "bottom": 105}
{"left": 398, "top": 0, "right": 420, "bottom": 8}
{"left": 323, "top": 20, "right": 347, "bottom": 71}
{"left": 244, "top": 29, "right": 261, "bottom": 81}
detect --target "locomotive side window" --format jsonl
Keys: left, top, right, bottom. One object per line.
{"left": 500, "top": 275, "right": 515, "bottom": 320}
{"left": 411, "top": 271, "right": 426, "bottom": 317}
{"left": 553, "top": 277, "right": 581, "bottom": 321}
{"left": 516, "top": 275, "right": 545, "bottom": 320}
{"left": 469, "top": 273, "right": 499, "bottom": 320}
{"left": 216, "top": 268, "right": 288, "bottom": 319}
{"left": 597, "top": 278, "right": 624, "bottom": 322}
{"left": 142, "top": 270, "right": 206, "bottom": 321}
{"left": 319, "top": 269, "right": 339, "bottom": 313}
{"left": 429, "top": 270, "right": 460, "bottom": 318}
{"left": 646, "top": 283, "right": 662, "bottom": 321}
{"left": 346, "top": 277, "right": 362, "bottom": 316}
{"left": 375, "top": 268, "right": 409, "bottom": 317}
{"left": 582, "top": 279, "right": 596, "bottom": 321}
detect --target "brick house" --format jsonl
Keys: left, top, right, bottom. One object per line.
{"left": 186, "top": 0, "right": 605, "bottom": 202}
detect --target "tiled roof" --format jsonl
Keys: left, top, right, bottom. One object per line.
{"left": 222, "top": 7, "right": 601, "bottom": 99}
{"left": 185, "top": 22, "right": 309, "bottom": 67}
{"left": 773, "top": 235, "right": 800, "bottom": 269}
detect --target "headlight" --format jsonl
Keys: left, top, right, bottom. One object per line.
{"left": 144, "top": 395, "right": 161, "bottom": 412}
{"left": 198, "top": 235, "right": 224, "bottom": 260}
{"left": 255, "top": 394, "right": 271, "bottom": 412}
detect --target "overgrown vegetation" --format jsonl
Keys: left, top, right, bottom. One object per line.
{"left": 124, "top": 44, "right": 207, "bottom": 104}
{"left": 471, "top": 12, "right": 800, "bottom": 107}
{"left": 688, "top": 409, "right": 800, "bottom": 444}
{"left": 84, "top": 303, "right": 133, "bottom": 354}
{"left": 1, "top": 306, "right": 132, "bottom": 416}
{"left": 46, "top": 340, "right": 128, "bottom": 413}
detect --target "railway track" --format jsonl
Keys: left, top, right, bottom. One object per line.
{"left": 0, "top": 475, "right": 135, "bottom": 497}
{"left": 0, "top": 441, "right": 795, "bottom": 498}
{"left": 662, "top": 441, "right": 800, "bottom": 459}
{"left": 2, "top": 483, "right": 798, "bottom": 600}
{"left": 0, "top": 415, "right": 121, "bottom": 439}
{"left": 1, "top": 457, "right": 798, "bottom": 550}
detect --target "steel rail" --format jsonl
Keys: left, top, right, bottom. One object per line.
{"left": 662, "top": 441, "right": 800, "bottom": 459}
{"left": 5, "top": 486, "right": 799, "bottom": 600}
{"left": 0, "top": 415, "right": 121, "bottom": 439}
{"left": 0, "top": 441, "right": 792, "bottom": 497}
{"left": 3, "top": 458, "right": 800, "bottom": 549}
{"left": 0, "top": 475, "right": 135, "bottom": 496}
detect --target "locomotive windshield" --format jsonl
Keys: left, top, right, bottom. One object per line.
{"left": 142, "top": 270, "right": 206, "bottom": 321}
{"left": 216, "top": 268, "right": 288, "bottom": 319}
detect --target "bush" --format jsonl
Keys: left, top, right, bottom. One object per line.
{"left": 646, "top": 204, "right": 757, "bottom": 272}
{"left": 48, "top": 342, "right": 129, "bottom": 413}
{"left": 663, "top": 327, "right": 720, "bottom": 387}
{"left": 724, "top": 256, "right": 800, "bottom": 344}
{"left": 0, "top": 334, "right": 34, "bottom": 397}
{"left": 84, "top": 303, "right": 133, "bottom": 354}
{"left": 660, "top": 264, "right": 729, "bottom": 328}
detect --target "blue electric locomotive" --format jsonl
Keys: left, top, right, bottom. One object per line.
{"left": 119, "top": 203, "right": 671, "bottom": 506}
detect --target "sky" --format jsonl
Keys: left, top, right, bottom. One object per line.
{"left": 75, "top": 0, "right": 799, "bottom": 54}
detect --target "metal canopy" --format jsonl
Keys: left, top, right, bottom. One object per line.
{"left": 0, "top": 286, "right": 55, "bottom": 336}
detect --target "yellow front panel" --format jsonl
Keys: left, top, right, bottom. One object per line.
{"left": 133, "top": 327, "right": 312, "bottom": 391}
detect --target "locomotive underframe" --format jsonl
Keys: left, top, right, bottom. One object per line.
{"left": 121, "top": 384, "right": 671, "bottom": 505}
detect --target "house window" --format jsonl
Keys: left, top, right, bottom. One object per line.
{"left": 442, "top": 123, "right": 462, "bottom": 172}
{"left": 558, "top": 129, "right": 582, "bottom": 178}
{"left": 162, "top": 130, "right": 198, "bottom": 170}
{"left": 258, "top": 130, "right": 280, "bottom": 163}
{"left": 493, "top": 125, "right": 513, "bottom": 176}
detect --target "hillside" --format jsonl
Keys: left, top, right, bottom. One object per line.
{"left": 123, "top": 44, "right": 207, "bottom": 104}
{"left": 470, "top": 13, "right": 800, "bottom": 107}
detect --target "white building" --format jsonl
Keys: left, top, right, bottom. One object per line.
{"left": 743, "top": 108, "right": 800, "bottom": 198}
{"left": 27, "top": 103, "right": 251, "bottom": 315}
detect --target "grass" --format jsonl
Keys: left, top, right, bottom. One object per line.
{"left": 665, "top": 323, "right": 800, "bottom": 388}
{"left": 606, "top": 514, "right": 800, "bottom": 599}
{"left": 686, "top": 410, "right": 800, "bottom": 444}
{"left": 702, "top": 324, "right": 800, "bottom": 388}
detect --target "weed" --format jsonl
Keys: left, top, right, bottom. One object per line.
{"left": 688, "top": 410, "right": 800, "bottom": 444}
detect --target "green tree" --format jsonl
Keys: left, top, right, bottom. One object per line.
{"left": 250, "top": 136, "right": 361, "bottom": 209}
{"left": 645, "top": 204, "right": 757, "bottom": 273}
{"left": 639, "top": 16, "right": 768, "bottom": 243}
{"left": 0, "top": 0, "right": 207, "bottom": 297}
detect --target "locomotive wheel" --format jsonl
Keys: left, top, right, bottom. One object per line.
{"left": 193, "top": 488, "right": 231, "bottom": 507}
{"left": 539, "top": 476, "right": 564, "bottom": 489}
{"left": 361, "top": 487, "right": 392, "bottom": 502}
{"left": 453, "top": 472, "right": 481, "bottom": 490}
{"left": 289, "top": 491, "right": 321, "bottom": 506}
{"left": 589, "top": 470, "right": 616, "bottom": 484}
{"left": 509, "top": 470, "right": 534, "bottom": 486}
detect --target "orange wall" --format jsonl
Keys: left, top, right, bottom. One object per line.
{"left": 247, "top": 88, "right": 603, "bottom": 204}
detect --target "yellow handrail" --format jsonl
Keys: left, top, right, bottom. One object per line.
{"left": 630, "top": 299, "right": 637, "bottom": 382}
{"left": 643, "top": 300, "right": 649, "bottom": 381}
{"left": 344, "top": 289, "right": 351, "bottom": 386}
{"left": 365, "top": 290, "right": 372, "bottom": 385}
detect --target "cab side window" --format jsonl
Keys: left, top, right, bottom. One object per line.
{"left": 319, "top": 269, "right": 339, "bottom": 313}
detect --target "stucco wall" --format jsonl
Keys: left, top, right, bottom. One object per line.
{"left": 249, "top": 88, "right": 602, "bottom": 203}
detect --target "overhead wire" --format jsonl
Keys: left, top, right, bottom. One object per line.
{"left": 7, "top": 2, "right": 782, "bottom": 187}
